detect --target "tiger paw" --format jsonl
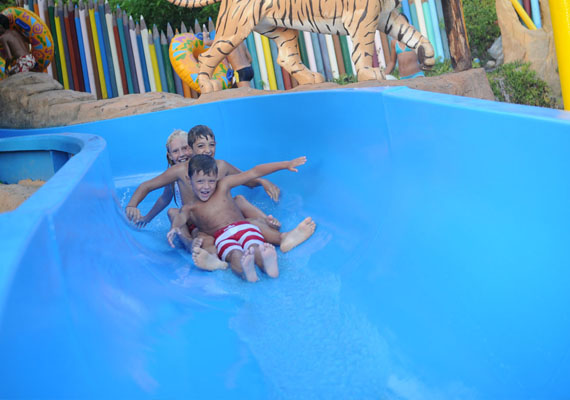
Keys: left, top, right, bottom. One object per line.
{"left": 198, "top": 77, "right": 223, "bottom": 94}
{"left": 293, "top": 70, "right": 325, "bottom": 85}
{"left": 357, "top": 67, "right": 385, "bottom": 81}
{"left": 417, "top": 41, "right": 436, "bottom": 70}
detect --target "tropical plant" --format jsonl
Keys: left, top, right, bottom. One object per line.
{"left": 488, "top": 61, "right": 557, "bottom": 108}
{"left": 107, "top": 0, "right": 219, "bottom": 32}
{"left": 462, "top": 0, "right": 500, "bottom": 61}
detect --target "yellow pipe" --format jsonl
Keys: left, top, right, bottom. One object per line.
{"left": 261, "top": 35, "right": 277, "bottom": 90}
{"left": 148, "top": 42, "right": 163, "bottom": 92}
{"left": 509, "top": 0, "right": 537, "bottom": 30}
{"left": 549, "top": 0, "right": 570, "bottom": 110}
{"left": 54, "top": 14, "right": 69, "bottom": 89}
{"left": 88, "top": 6, "right": 108, "bottom": 99}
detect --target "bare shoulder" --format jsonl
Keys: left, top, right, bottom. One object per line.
{"left": 216, "top": 159, "right": 230, "bottom": 176}
{"left": 172, "top": 162, "right": 189, "bottom": 177}
{"left": 216, "top": 159, "right": 229, "bottom": 168}
{"left": 217, "top": 159, "right": 240, "bottom": 177}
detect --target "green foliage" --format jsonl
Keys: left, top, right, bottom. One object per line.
{"left": 463, "top": 0, "right": 500, "bottom": 61}
{"left": 424, "top": 59, "right": 453, "bottom": 77}
{"left": 332, "top": 74, "right": 357, "bottom": 85}
{"left": 0, "top": 0, "right": 18, "bottom": 11}
{"left": 107, "top": 0, "right": 219, "bottom": 32}
{"left": 488, "top": 61, "right": 557, "bottom": 108}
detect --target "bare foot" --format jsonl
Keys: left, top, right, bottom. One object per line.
{"left": 241, "top": 247, "right": 259, "bottom": 282}
{"left": 259, "top": 243, "right": 279, "bottom": 278}
{"left": 280, "top": 217, "right": 316, "bottom": 253}
{"left": 192, "top": 247, "right": 228, "bottom": 271}
{"left": 177, "top": 233, "right": 195, "bottom": 253}
{"left": 266, "top": 215, "right": 281, "bottom": 230}
{"left": 192, "top": 237, "right": 203, "bottom": 250}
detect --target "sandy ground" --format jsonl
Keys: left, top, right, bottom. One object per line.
{"left": 0, "top": 179, "right": 45, "bottom": 213}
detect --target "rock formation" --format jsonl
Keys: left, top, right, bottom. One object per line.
{"left": 0, "top": 69, "right": 495, "bottom": 129}
{"left": 495, "top": 0, "right": 561, "bottom": 104}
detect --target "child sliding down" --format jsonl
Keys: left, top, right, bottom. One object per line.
{"left": 167, "top": 155, "right": 316, "bottom": 282}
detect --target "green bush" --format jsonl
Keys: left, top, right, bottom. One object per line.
{"left": 463, "top": 0, "right": 500, "bottom": 61}
{"left": 488, "top": 61, "right": 557, "bottom": 108}
{"left": 0, "top": 0, "right": 18, "bottom": 11}
{"left": 424, "top": 59, "right": 453, "bottom": 77}
{"left": 332, "top": 74, "right": 357, "bottom": 85}
{"left": 0, "top": 0, "right": 218, "bottom": 31}
{"left": 107, "top": 0, "right": 219, "bottom": 32}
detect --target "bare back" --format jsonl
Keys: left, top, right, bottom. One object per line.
{"left": 0, "top": 30, "right": 30, "bottom": 62}
{"left": 226, "top": 42, "right": 251, "bottom": 71}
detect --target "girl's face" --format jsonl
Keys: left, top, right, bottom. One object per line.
{"left": 167, "top": 137, "right": 192, "bottom": 165}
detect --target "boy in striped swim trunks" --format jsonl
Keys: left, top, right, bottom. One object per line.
{"left": 167, "top": 154, "right": 316, "bottom": 282}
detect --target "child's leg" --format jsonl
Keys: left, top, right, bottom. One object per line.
{"left": 247, "top": 217, "right": 282, "bottom": 245}
{"left": 227, "top": 248, "right": 258, "bottom": 282}
{"left": 251, "top": 243, "right": 279, "bottom": 278}
{"left": 192, "top": 231, "right": 228, "bottom": 271}
{"left": 280, "top": 217, "right": 317, "bottom": 252}
{"left": 234, "top": 195, "right": 281, "bottom": 230}
{"left": 248, "top": 217, "right": 316, "bottom": 252}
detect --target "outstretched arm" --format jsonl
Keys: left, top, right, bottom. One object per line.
{"left": 125, "top": 165, "right": 183, "bottom": 222}
{"left": 222, "top": 160, "right": 281, "bottom": 201}
{"left": 222, "top": 156, "right": 307, "bottom": 191}
{"left": 139, "top": 185, "right": 175, "bottom": 227}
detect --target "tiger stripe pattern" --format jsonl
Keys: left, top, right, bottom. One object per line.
{"left": 168, "top": 0, "right": 435, "bottom": 93}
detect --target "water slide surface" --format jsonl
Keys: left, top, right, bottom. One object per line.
{"left": 1, "top": 87, "right": 570, "bottom": 398}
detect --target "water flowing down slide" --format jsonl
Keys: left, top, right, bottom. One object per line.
{"left": 1, "top": 88, "right": 570, "bottom": 398}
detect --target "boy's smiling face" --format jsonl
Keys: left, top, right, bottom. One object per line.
{"left": 192, "top": 135, "right": 216, "bottom": 157}
{"left": 190, "top": 170, "right": 218, "bottom": 201}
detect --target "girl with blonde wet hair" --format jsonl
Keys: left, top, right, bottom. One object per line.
{"left": 165, "top": 129, "right": 190, "bottom": 166}
{"left": 126, "top": 129, "right": 192, "bottom": 227}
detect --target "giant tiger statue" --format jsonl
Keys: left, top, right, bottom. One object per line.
{"left": 167, "top": 0, "right": 435, "bottom": 93}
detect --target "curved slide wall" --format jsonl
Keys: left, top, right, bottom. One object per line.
{"left": 1, "top": 88, "right": 570, "bottom": 398}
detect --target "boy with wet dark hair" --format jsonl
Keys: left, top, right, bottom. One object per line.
{"left": 186, "top": 124, "right": 279, "bottom": 201}
{"left": 168, "top": 154, "right": 316, "bottom": 282}
{"left": 0, "top": 14, "right": 37, "bottom": 75}
{"left": 126, "top": 125, "right": 282, "bottom": 270}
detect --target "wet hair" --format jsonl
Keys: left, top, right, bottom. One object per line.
{"left": 188, "top": 154, "right": 218, "bottom": 178}
{"left": 187, "top": 125, "right": 215, "bottom": 147}
{"left": 165, "top": 129, "right": 188, "bottom": 166}
{"left": 165, "top": 129, "right": 188, "bottom": 205}
{"left": 0, "top": 15, "right": 9, "bottom": 30}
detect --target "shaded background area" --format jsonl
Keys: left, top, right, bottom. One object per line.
{"left": 1, "top": 87, "right": 569, "bottom": 398}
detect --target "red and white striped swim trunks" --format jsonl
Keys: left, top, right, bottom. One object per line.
{"left": 213, "top": 221, "right": 265, "bottom": 261}
{"left": 8, "top": 54, "right": 37, "bottom": 75}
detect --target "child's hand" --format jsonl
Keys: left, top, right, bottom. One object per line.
{"left": 137, "top": 215, "right": 151, "bottom": 229}
{"left": 287, "top": 156, "right": 307, "bottom": 172}
{"left": 126, "top": 206, "right": 143, "bottom": 224}
{"left": 262, "top": 180, "right": 280, "bottom": 201}
{"left": 167, "top": 227, "right": 182, "bottom": 248}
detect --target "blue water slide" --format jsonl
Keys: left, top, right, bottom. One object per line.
{"left": 1, "top": 87, "right": 570, "bottom": 398}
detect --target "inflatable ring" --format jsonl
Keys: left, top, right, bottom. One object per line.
{"left": 0, "top": 7, "right": 54, "bottom": 72}
{"left": 169, "top": 32, "right": 234, "bottom": 93}
{"left": 0, "top": 57, "right": 5, "bottom": 80}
